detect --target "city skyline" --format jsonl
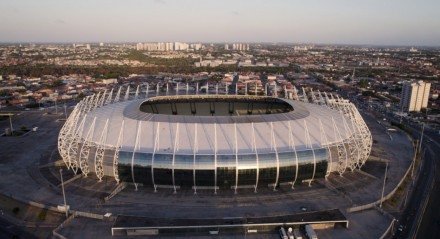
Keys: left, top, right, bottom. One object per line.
{"left": 1, "top": 0, "right": 440, "bottom": 46}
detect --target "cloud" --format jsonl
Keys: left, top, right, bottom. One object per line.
{"left": 54, "top": 19, "right": 66, "bottom": 24}
{"left": 154, "top": 0, "right": 166, "bottom": 4}
{"left": 231, "top": 11, "right": 240, "bottom": 16}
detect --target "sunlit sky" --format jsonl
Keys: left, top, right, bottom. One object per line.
{"left": 1, "top": 0, "right": 439, "bottom": 45}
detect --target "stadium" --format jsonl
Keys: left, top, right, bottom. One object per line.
{"left": 58, "top": 84, "right": 372, "bottom": 193}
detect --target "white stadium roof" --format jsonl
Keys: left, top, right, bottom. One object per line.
{"left": 78, "top": 97, "right": 354, "bottom": 155}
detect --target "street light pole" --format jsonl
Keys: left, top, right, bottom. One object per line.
{"left": 411, "top": 141, "right": 417, "bottom": 178}
{"left": 380, "top": 162, "right": 388, "bottom": 208}
{"left": 418, "top": 123, "right": 425, "bottom": 155}
{"left": 59, "top": 168, "right": 68, "bottom": 218}
{"left": 64, "top": 104, "right": 67, "bottom": 121}
{"left": 9, "top": 114, "right": 13, "bottom": 134}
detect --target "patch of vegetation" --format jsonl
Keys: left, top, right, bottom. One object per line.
{"left": 25, "top": 102, "right": 40, "bottom": 108}
{"left": 358, "top": 79, "right": 369, "bottom": 88}
{"left": 391, "top": 121, "right": 413, "bottom": 134}
{"left": 37, "top": 210, "right": 47, "bottom": 221}
{"left": 362, "top": 90, "right": 375, "bottom": 97}
{"left": 12, "top": 207, "right": 20, "bottom": 215}
{"left": 51, "top": 79, "right": 65, "bottom": 87}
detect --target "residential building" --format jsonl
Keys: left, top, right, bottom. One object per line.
{"left": 400, "top": 80, "right": 431, "bottom": 112}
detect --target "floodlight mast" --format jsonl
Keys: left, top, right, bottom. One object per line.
{"left": 59, "top": 168, "right": 68, "bottom": 218}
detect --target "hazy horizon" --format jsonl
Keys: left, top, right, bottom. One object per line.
{"left": 1, "top": 0, "right": 440, "bottom": 46}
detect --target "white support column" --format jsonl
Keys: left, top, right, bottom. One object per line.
{"left": 284, "top": 85, "right": 287, "bottom": 99}
{"left": 319, "top": 119, "right": 332, "bottom": 179}
{"left": 146, "top": 83, "right": 149, "bottom": 98}
{"left": 124, "top": 86, "right": 130, "bottom": 101}
{"left": 304, "top": 120, "right": 316, "bottom": 186}
{"left": 176, "top": 83, "right": 179, "bottom": 95}
{"left": 97, "top": 90, "right": 105, "bottom": 107}
{"left": 348, "top": 105, "right": 362, "bottom": 168}
{"left": 336, "top": 95, "right": 342, "bottom": 103}
{"left": 235, "top": 83, "right": 238, "bottom": 95}
{"left": 352, "top": 104, "right": 372, "bottom": 166}
{"left": 339, "top": 117, "right": 351, "bottom": 171}
{"left": 271, "top": 122, "right": 280, "bottom": 191}
{"left": 68, "top": 116, "right": 86, "bottom": 174}
{"left": 332, "top": 116, "right": 348, "bottom": 175}
{"left": 166, "top": 83, "right": 169, "bottom": 95}
{"left": 265, "top": 83, "right": 268, "bottom": 96}
{"left": 59, "top": 106, "right": 80, "bottom": 169}
{"left": 216, "top": 83, "right": 219, "bottom": 95}
{"left": 251, "top": 122, "right": 259, "bottom": 193}
{"left": 113, "top": 120, "right": 125, "bottom": 183}
{"left": 151, "top": 122, "right": 160, "bottom": 192}
{"left": 293, "top": 86, "right": 299, "bottom": 100}
{"left": 234, "top": 122, "right": 238, "bottom": 194}
{"left": 99, "top": 90, "right": 107, "bottom": 107}
{"left": 206, "top": 82, "right": 209, "bottom": 95}
{"left": 93, "top": 92, "right": 102, "bottom": 109}
{"left": 186, "top": 83, "right": 189, "bottom": 95}
{"left": 88, "top": 95, "right": 95, "bottom": 111}
{"left": 105, "top": 88, "right": 114, "bottom": 105}
{"left": 193, "top": 123, "right": 198, "bottom": 194}
{"left": 342, "top": 115, "right": 359, "bottom": 171}
{"left": 156, "top": 83, "right": 160, "bottom": 96}
{"left": 82, "top": 95, "right": 92, "bottom": 111}
{"left": 131, "top": 121, "right": 142, "bottom": 191}
{"left": 86, "top": 94, "right": 95, "bottom": 111}
{"left": 196, "top": 83, "right": 199, "bottom": 95}
{"left": 302, "top": 87, "right": 308, "bottom": 103}
{"left": 114, "top": 86, "right": 122, "bottom": 103}
{"left": 288, "top": 121, "right": 299, "bottom": 189}
{"left": 172, "top": 123, "right": 180, "bottom": 194}
{"left": 323, "top": 92, "right": 331, "bottom": 107}
{"left": 94, "top": 118, "right": 109, "bottom": 181}
{"left": 310, "top": 89, "right": 318, "bottom": 104}
{"left": 318, "top": 90, "right": 325, "bottom": 105}
{"left": 226, "top": 83, "right": 229, "bottom": 95}
{"left": 79, "top": 117, "right": 96, "bottom": 177}
{"left": 65, "top": 104, "right": 85, "bottom": 169}
{"left": 135, "top": 85, "right": 140, "bottom": 99}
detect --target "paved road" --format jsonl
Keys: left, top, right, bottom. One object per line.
{"left": 412, "top": 133, "right": 440, "bottom": 239}
{"left": 376, "top": 113, "right": 440, "bottom": 239}
{"left": 349, "top": 94, "right": 440, "bottom": 239}
{"left": 0, "top": 216, "right": 38, "bottom": 239}
{"left": 415, "top": 146, "right": 440, "bottom": 239}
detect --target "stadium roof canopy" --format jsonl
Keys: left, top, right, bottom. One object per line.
{"left": 78, "top": 95, "right": 354, "bottom": 155}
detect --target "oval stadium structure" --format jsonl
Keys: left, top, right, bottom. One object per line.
{"left": 58, "top": 85, "right": 372, "bottom": 193}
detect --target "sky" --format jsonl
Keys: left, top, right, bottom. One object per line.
{"left": 0, "top": 0, "right": 439, "bottom": 46}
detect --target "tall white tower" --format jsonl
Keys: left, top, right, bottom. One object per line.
{"left": 400, "top": 80, "right": 431, "bottom": 112}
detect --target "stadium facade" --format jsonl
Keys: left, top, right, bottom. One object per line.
{"left": 58, "top": 84, "right": 372, "bottom": 193}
